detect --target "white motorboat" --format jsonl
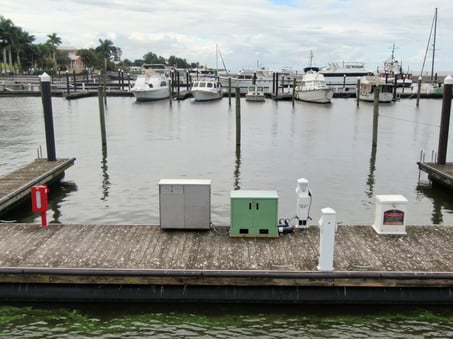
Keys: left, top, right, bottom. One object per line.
{"left": 319, "top": 62, "right": 371, "bottom": 92}
{"left": 245, "top": 85, "right": 265, "bottom": 102}
{"left": 191, "top": 77, "right": 223, "bottom": 101}
{"left": 357, "top": 76, "right": 394, "bottom": 103}
{"left": 131, "top": 64, "right": 170, "bottom": 101}
{"left": 295, "top": 67, "right": 334, "bottom": 103}
{"left": 377, "top": 44, "right": 413, "bottom": 92}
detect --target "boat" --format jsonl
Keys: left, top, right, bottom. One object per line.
{"left": 191, "top": 77, "right": 223, "bottom": 101}
{"left": 131, "top": 64, "right": 170, "bottom": 101}
{"left": 295, "top": 67, "right": 334, "bottom": 103}
{"left": 218, "top": 67, "right": 294, "bottom": 94}
{"left": 412, "top": 8, "right": 443, "bottom": 95}
{"left": 377, "top": 43, "right": 412, "bottom": 92}
{"left": 245, "top": 85, "right": 265, "bottom": 102}
{"left": 357, "top": 76, "right": 394, "bottom": 103}
{"left": 319, "top": 62, "right": 372, "bottom": 92}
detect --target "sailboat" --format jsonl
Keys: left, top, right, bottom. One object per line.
{"left": 413, "top": 8, "right": 443, "bottom": 94}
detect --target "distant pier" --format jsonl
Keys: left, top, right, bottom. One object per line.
{"left": 0, "top": 158, "right": 75, "bottom": 215}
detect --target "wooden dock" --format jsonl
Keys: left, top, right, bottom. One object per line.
{"left": 0, "top": 158, "right": 76, "bottom": 215}
{"left": 418, "top": 162, "right": 453, "bottom": 190}
{"left": 0, "top": 223, "right": 451, "bottom": 303}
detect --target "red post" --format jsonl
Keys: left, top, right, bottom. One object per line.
{"left": 31, "top": 185, "right": 49, "bottom": 227}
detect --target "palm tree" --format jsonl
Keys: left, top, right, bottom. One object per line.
{"left": 96, "top": 38, "right": 116, "bottom": 71}
{"left": 46, "top": 33, "right": 62, "bottom": 68}
{"left": 13, "top": 27, "right": 34, "bottom": 69}
{"left": 0, "top": 16, "right": 14, "bottom": 69}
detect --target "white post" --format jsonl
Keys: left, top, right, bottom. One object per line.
{"left": 317, "top": 207, "right": 337, "bottom": 271}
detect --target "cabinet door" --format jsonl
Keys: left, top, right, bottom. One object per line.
{"left": 160, "top": 185, "right": 184, "bottom": 228}
{"left": 252, "top": 199, "right": 277, "bottom": 228}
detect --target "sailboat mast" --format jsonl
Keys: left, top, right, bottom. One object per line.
{"left": 430, "top": 8, "right": 437, "bottom": 82}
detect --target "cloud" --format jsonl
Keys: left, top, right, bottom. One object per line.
{"left": 1, "top": 0, "right": 452, "bottom": 73}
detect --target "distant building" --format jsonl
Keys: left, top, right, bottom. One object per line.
{"left": 58, "top": 47, "right": 83, "bottom": 72}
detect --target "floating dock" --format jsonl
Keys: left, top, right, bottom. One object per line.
{"left": 418, "top": 162, "right": 453, "bottom": 190}
{"left": 0, "top": 223, "right": 451, "bottom": 303}
{"left": 0, "top": 158, "right": 76, "bottom": 215}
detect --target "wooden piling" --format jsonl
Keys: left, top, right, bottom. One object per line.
{"left": 72, "top": 70, "right": 77, "bottom": 92}
{"left": 372, "top": 86, "right": 380, "bottom": 147}
{"left": 39, "top": 73, "right": 57, "bottom": 161}
{"left": 356, "top": 78, "right": 360, "bottom": 107}
{"left": 416, "top": 77, "right": 422, "bottom": 107}
{"left": 235, "top": 87, "right": 241, "bottom": 147}
{"left": 437, "top": 76, "right": 453, "bottom": 165}
{"left": 66, "top": 71, "right": 70, "bottom": 95}
{"left": 98, "top": 86, "right": 107, "bottom": 151}
{"left": 228, "top": 77, "right": 232, "bottom": 106}
{"left": 292, "top": 77, "right": 296, "bottom": 107}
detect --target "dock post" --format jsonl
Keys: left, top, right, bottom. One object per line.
{"left": 98, "top": 86, "right": 107, "bottom": 152}
{"left": 292, "top": 77, "right": 296, "bottom": 107}
{"left": 39, "top": 73, "right": 57, "bottom": 161}
{"left": 275, "top": 72, "right": 279, "bottom": 98}
{"left": 66, "top": 70, "right": 70, "bottom": 95}
{"left": 437, "top": 75, "right": 453, "bottom": 165}
{"left": 372, "top": 86, "right": 380, "bottom": 147}
{"left": 356, "top": 78, "right": 360, "bottom": 106}
{"left": 416, "top": 77, "right": 422, "bottom": 107}
{"left": 73, "top": 70, "right": 77, "bottom": 92}
{"left": 168, "top": 80, "right": 173, "bottom": 106}
{"left": 186, "top": 70, "right": 190, "bottom": 91}
{"left": 235, "top": 87, "right": 241, "bottom": 147}
{"left": 228, "top": 77, "right": 232, "bottom": 106}
{"left": 177, "top": 72, "right": 180, "bottom": 100}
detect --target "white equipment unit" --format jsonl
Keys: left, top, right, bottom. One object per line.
{"left": 296, "top": 178, "right": 311, "bottom": 228}
{"left": 317, "top": 207, "right": 337, "bottom": 271}
{"left": 372, "top": 195, "right": 408, "bottom": 235}
{"left": 159, "top": 179, "right": 211, "bottom": 230}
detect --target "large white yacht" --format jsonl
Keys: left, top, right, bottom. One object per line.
{"left": 319, "top": 62, "right": 372, "bottom": 92}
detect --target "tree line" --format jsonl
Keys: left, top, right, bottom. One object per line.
{"left": 0, "top": 16, "right": 200, "bottom": 75}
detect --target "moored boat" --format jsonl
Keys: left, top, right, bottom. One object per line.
{"left": 377, "top": 44, "right": 413, "bottom": 92}
{"left": 191, "top": 77, "right": 223, "bottom": 101}
{"left": 131, "top": 64, "right": 170, "bottom": 101}
{"left": 245, "top": 85, "right": 265, "bottom": 102}
{"left": 357, "top": 75, "right": 394, "bottom": 103}
{"left": 295, "top": 67, "right": 334, "bottom": 104}
{"left": 319, "top": 62, "right": 371, "bottom": 92}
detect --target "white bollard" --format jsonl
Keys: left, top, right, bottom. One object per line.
{"left": 317, "top": 207, "right": 337, "bottom": 271}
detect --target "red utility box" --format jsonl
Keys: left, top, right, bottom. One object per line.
{"left": 31, "top": 185, "right": 49, "bottom": 227}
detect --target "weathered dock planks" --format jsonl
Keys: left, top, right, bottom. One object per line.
{"left": 0, "top": 158, "right": 76, "bottom": 215}
{"left": 0, "top": 223, "right": 452, "bottom": 303}
{"left": 0, "top": 223, "right": 451, "bottom": 272}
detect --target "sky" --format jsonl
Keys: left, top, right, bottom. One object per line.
{"left": 1, "top": 0, "right": 452, "bottom": 74}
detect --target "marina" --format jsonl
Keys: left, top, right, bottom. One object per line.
{"left": 0, "top": 89, "right": 452, "bottom": 304}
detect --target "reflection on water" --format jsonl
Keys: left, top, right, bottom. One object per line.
{"left": 100, "top": 153, "right": 110, "bottom": 202}
{"left": 234, "top": 145, "right": 241, "bottom": 190}
{"left": 365, "top": 145, "right": 377, "bottom": 198}
{"left": 1, "top": 97, "right": 453, "bottom": 225}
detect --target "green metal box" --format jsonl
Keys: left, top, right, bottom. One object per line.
{"left": 230, "top": 190, "right": 279, "bottom": 237}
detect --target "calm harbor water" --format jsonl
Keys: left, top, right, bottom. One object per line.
{"left": 1, "top": 95, "right": 453, "bottom": 336}
{"left": 0, "top": 303, "right": 452, "bottom": 338}
{"left": 1, "top": 95, "right": 452, "bottom": 225}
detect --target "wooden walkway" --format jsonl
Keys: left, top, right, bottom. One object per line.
{"left": 418, "top": 162, "right": 453, "bottom": 190}
{"left": 0, "top": 158, "right": 75, "bottom": 215}
{"left": 0, "top": 223, "right": 451, "bottom": 273}
{"left": 0, "top": 223, "right": 452, "bottom": 302}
